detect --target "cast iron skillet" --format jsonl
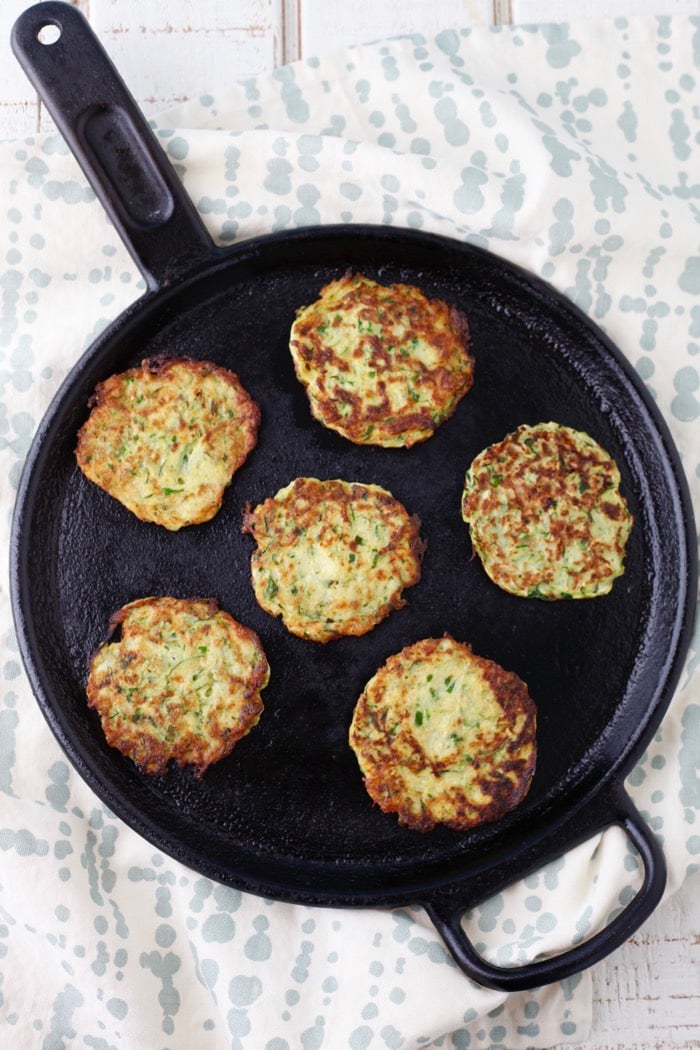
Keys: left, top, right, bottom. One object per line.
{"left": 10, "top": 2, "right": 696, "bottom": 991}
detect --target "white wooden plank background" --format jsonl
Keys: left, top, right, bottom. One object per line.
{"left": 0, "top": 2, "right": 698, "bottom": 1048}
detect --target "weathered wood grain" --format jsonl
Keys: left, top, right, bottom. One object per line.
{"left": 580, "top": 887, "right": 700, "bottom": 1050}
{"left": 297, "top": 0, "right": 492, "bottom": 56}
{"left": 82, "top": 0, "right": 285, "bottom": 128}
{"left": 512, "top": 0, "right": 698, "bottom": 21}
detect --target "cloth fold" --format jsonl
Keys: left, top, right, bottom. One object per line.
{"left": 0, "top": 15, "right": 698, "bottom": 1048}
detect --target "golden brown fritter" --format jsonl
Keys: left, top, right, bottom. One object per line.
{"left": 86, "top": 597, "right": 269, "bottom": 777}
{"left": 242, "top": 477, "right": 425, "bottom": 643}
{"left": 461, "top": 422, "right": 633, "bottom": 599}
{"left": 289, "top": 273, "right": 473, "bottom": 447}
{"left": 76, "top": 356, "right": 260, "bottom": 530}
{"left": 349, "top": 635, "right": 537, "bottom": 832}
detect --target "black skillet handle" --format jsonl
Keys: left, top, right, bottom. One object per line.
{"left": 423, "top": 785, "right": 666, "bottom": 991}
{"left": 11, "top": 1, "right": 217, "bottom": 291}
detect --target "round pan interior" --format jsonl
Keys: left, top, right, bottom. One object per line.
{"left": 12, "top": 225, "right": 695, "bottom": 905}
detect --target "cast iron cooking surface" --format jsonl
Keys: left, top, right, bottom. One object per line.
{"left": 15, "top": 227, "right": 690, "bottom": 901}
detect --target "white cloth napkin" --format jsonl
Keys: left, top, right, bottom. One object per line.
{"left": 1, "top": 15, "right": 698, "bottom": 1048}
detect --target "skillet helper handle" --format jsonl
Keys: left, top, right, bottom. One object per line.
{"left": 424, "top": 787, "right": 666, "bottom": 992}
{"left": 11, "top": 1, "right": 216, "bottom": 291}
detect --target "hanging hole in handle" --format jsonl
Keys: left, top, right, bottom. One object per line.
{"left": 37, "top": 23, "right": 61, "bottom": 46}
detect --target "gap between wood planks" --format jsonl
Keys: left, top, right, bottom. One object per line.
{"left": 492, "top": 0, "right": 514, "bottom": 25}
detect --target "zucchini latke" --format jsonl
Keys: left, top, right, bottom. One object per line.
{"left": 462, "top": 422, "right": 633, "bottom": 599}
{"left": 242, "top": 477, "right": 425, "bottom": 643}
{"left": 289, "top": 273, "right": 474, "bottom": 448}
{"left": 87, "top": 597, "right": 269, "bottom": 776}
{"left": 76, "top": 356, "right": 260, "bottom": 530}
{"left": 349, "top": 635, "right": 537, "bottom": 832}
